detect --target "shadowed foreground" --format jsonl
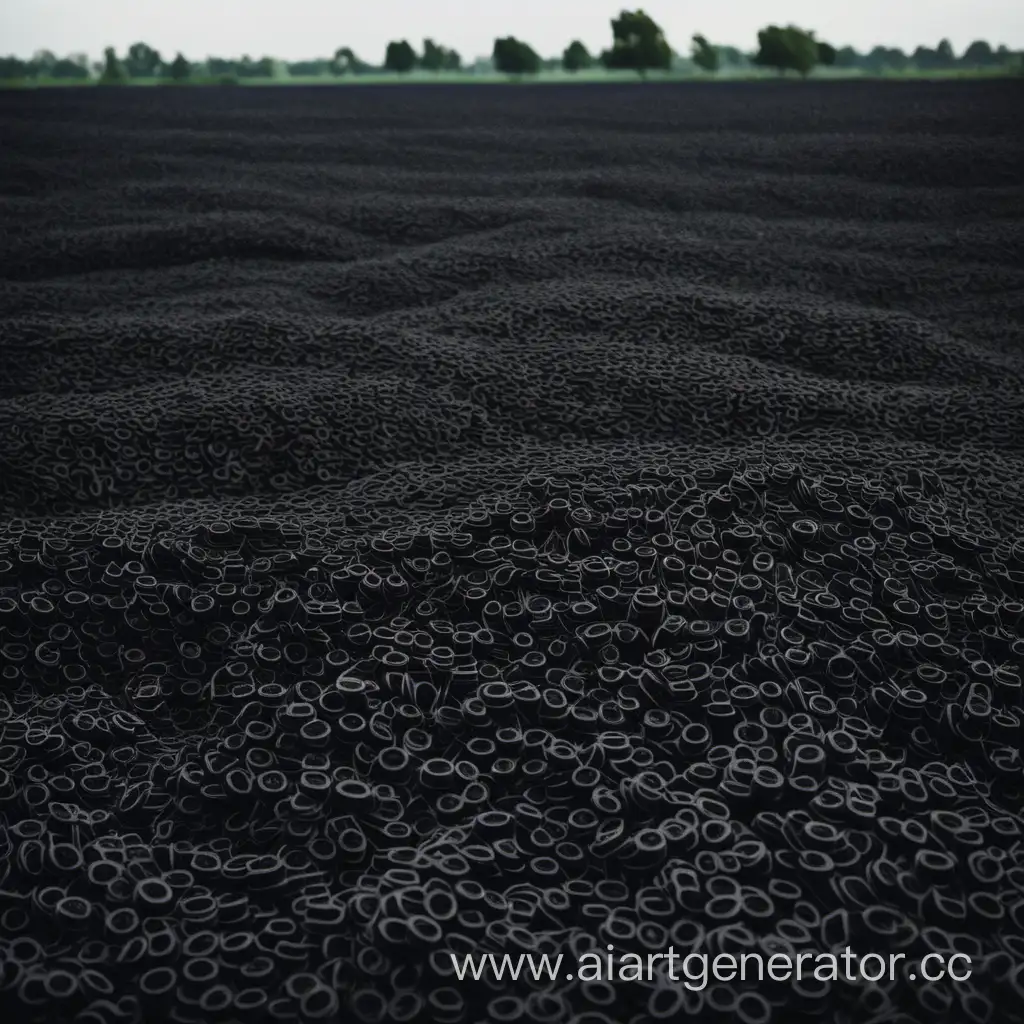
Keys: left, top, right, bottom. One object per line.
{"left": 1, "top": 80, "right": 1024, "bottom": 1024}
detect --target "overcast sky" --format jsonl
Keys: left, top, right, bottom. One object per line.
{"left": 3, "top": 0, "right": 1022, "bottom": 62}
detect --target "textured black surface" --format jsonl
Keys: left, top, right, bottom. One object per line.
{"left": 1, "top": 79, "right": 1024, "bottom": 1024}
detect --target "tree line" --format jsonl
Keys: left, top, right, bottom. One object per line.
{"left": 1, "top": 11, "right": 1020, "bottom": 83}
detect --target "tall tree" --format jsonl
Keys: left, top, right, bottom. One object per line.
{"left": 961, "top": 40, "right": 996, "bottom": 66}
{"left": 421, "top": 39, "right": 444, "bottom": 72}
{"left": 753, "top": 25, "right": 820, "bottom": 77}
{"left": 817, "top": 42, "right": 837, "bottom": 67}
{"left": 31, "top": 50, "right": 59, "bottom": 76}
{"left": 0, "top": 56, "right": 30, "bottom": 79}
{"left": 886, "top": 47, "right": 910, "bottom": 72}
{"left": 98, "top": 46, "right": 127, "bottom": 84}
{"left": 492, "top": 37, "right": 541, "bottom": 76}
{"left": 420, "top": 39, "right": 460, "bottom": 72}
{"left": 690, "top": 34, "right": 719, "bottom": 73}
{"left": 602, "top": 10, "right": 672, "bottom": 77}
{"left": 562, "top": 40, "right": 593, "bottom": 72}
{"left": 912, "top": 45, "right": 939, "bottom": 71}
{"left": 834, "top": 46, "right": 861, "bottom": 68}
{"left": 384, "top": 40, "right": 417, "bottom": 73}
{"left": 124, "top": 41, "right": 162, "bottom": 77}
{"left": 753, "top": 27, "right": 789, "bottom": 74}
{"left": 168, "top": 53, "right": 191, "bottom": 82}
{"left": 935, "top": 38, "right": 956, "bottom": 67}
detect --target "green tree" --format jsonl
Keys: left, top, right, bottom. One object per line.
{"left": 863, "top": 45, "right": 908, "bottom": 73}
{"left": 912, "top": 45, "right": 938, "bottom": 71}
{"left": 690, "top": 34, "right": 719, "bottom": 73}
{"left": 51, "top": 57, "right": 90, "bottom": 80}
{"left": 961, "top": 40, "right": 996, "bottom": 66}
{"left": 168, "top": 53, "right": 191, "bottom": 82}
{"left": 245, "top": 56, "right": 275, "bottom": 77}
{"left": 753, "top": 26, "right": 786, "bottom": 73}
{"left": 30, "top": 50, "right": 59, "bottom": 76}
{"left": 492, "top": 37, "right": 541, "bottom": 76}
{"left": 935, "top": 38, "right": 956, "bottom": 67}
{"left": 716, "top": 45, "right": 745, "bottom": 66}
{"left": 384, "top": 40, "right": 417, "bottom": 73}
{"left": 834, "top": 45, "right": 861, "bottom": 68}
{"left": 0, "top": 56, "right": 30, "bottom": 79}
{"left": 287, "top": 59, "right": 331, "bottom": 76}
{"left": 562, "top": 40, "right": 593, "bottom": 72}
{"left": 787, "top": 29, "right": 823, "bottom": 76}
{"left": 421, "top": 39, "right": 444, "bottom": 71}
{"left": 124, "top": 41, "right": 162, "bottom": 78}
{"left": 332, "top": 47, "right": 372, "bottom": 74}
{"left": 886, "top": 47, "right": 909, "bottom": 72}
{"left": 817, "top": 42, "right": 837, "bottom": 67}
{"left": 207, "top": 57, "right": 238, "bottom": 77}
{"left": 234, "top": 54, "right": 275, "bottom": 78}
{"left": 753, "top": 25, "right": 820, "bottom": 77}
{"left": 602, "top": 9, "right": 671, "bottom": 77}
{"left": 98, "top": 46, "right": 128, "bottom": 84}
{"left": 419, "top": 40, "right": 460, "bottom": 72}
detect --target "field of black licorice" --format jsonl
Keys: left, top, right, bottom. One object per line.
{"left": 1, "top": 78, "right": 1024, "bottom": 1024}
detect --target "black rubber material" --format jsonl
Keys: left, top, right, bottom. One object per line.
{"left": 2, "top": 80, "right": 1024, "bottom": 1024}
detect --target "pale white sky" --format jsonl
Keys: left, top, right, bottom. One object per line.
{"left": 3, "top": 0, "right": 1021, "bottom": 62}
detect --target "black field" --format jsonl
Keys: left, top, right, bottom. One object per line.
{"left": 2, "top": 80, "right": 1024, "bottom": 1024}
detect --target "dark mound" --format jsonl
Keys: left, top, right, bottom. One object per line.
{"left": 1, "top": 79, "right": 1023, "bottom": 1024}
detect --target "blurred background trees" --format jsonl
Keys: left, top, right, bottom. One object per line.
{"left": 1, "top": 12, "right": 1021, "bottom": 85}
{"left": 329, "top": 48, "right": 371, "bottom": 76}
{"left": 420, "top": 39, "right": 461, "bottom": 72}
